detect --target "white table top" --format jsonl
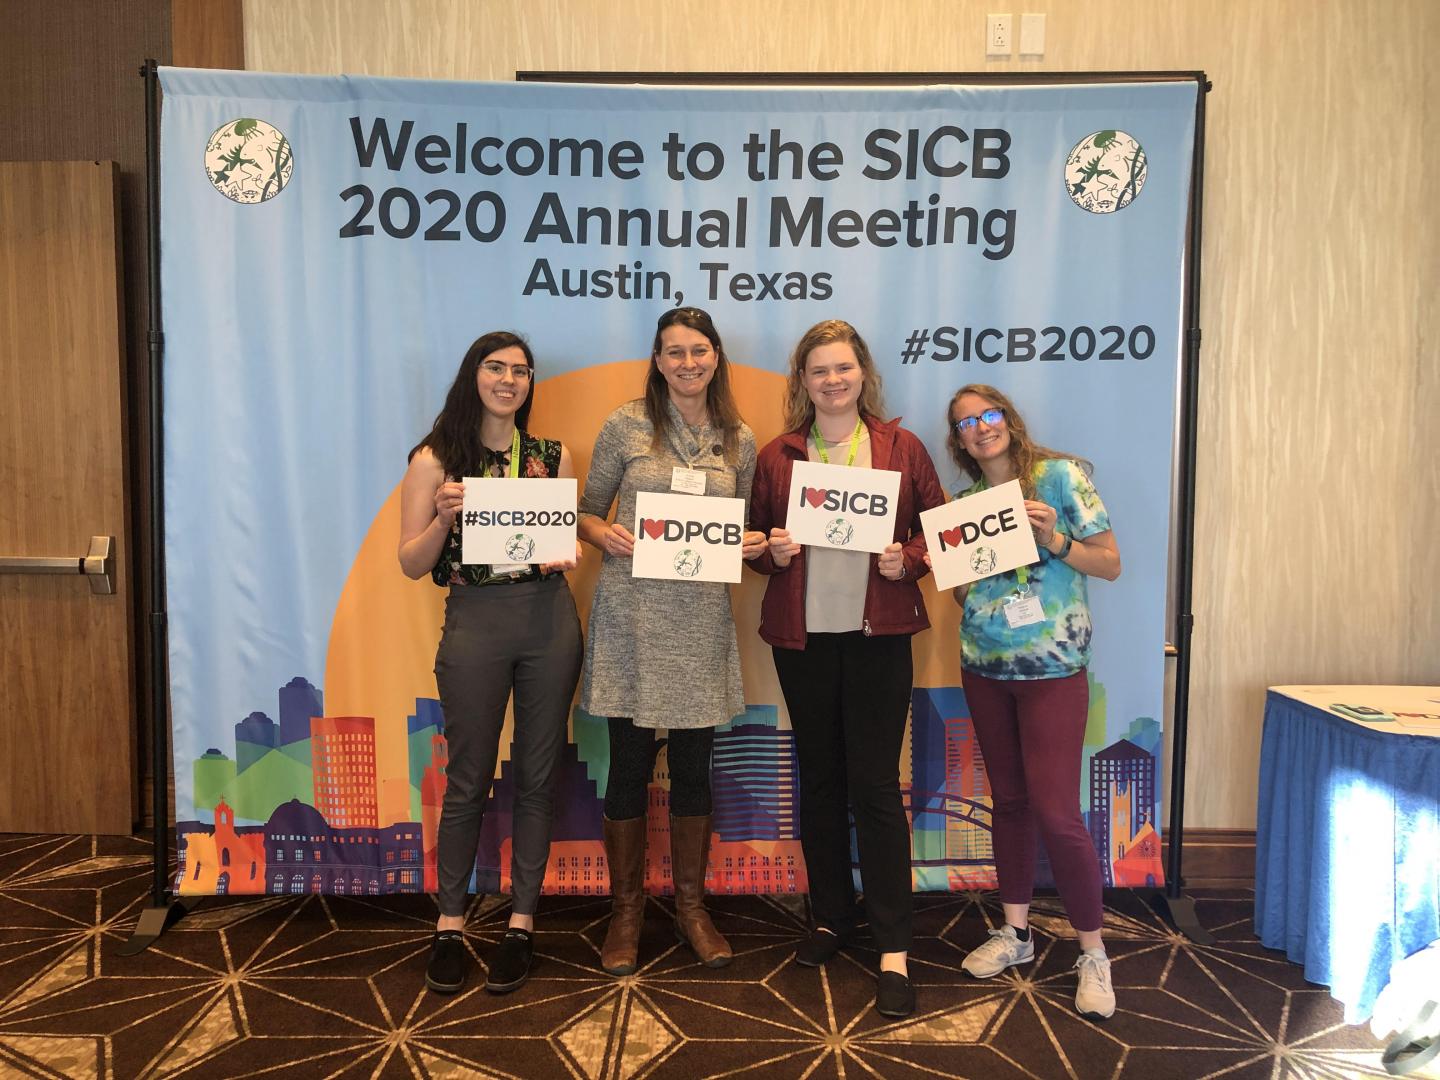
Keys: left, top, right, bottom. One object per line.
{"left": 1269, "top": 685, "right": 1440, "bottom": 736}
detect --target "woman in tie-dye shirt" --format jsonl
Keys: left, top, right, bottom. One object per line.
{"left": 936, "top": 383, "right": 1123, "bottom": 1024}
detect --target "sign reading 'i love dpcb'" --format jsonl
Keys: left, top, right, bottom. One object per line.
{"left": 631, "top": 491, "right": 746, "bottom": 583}
{"left": 785, "top": 461, "right": 902, "bottom": 554}
{"left": 920, "top": 478, "right": 1038, "bottom": 590}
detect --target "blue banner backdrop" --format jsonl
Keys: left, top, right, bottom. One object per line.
{"left": 159, "top": 68, "right": 1195, "bottom": 898}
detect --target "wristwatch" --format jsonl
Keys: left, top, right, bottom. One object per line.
{"left": 1053, "top": 533, "right": 1073, "bottom": 559}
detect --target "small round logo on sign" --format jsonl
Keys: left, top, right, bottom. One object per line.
{"left": 504, "top": 534, "right": 535, "bottom": 562}
{"left": 970, "top": 546, "right": 998, "bottom": 574}
{"left": 673, "top": 549, "right": 703, "bottom": 578}
{"left": 204, "top": 118, "right": 294, "bottom": 204}
{"left": 1064, "top": 130, "right": 1147, "bottom": 214}
{"left": 823, "top": 518, "right": 854, "bottom": 547}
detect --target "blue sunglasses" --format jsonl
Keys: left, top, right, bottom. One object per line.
{"left": 952, "top": 408, "right": 1005, "bottom": 433}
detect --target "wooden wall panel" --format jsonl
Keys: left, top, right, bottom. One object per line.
{"left": 243, "top": 0, "right": 1439, "bottom": 829}
{"left": 173, "top": 0, "right": 245, "bottom": 70}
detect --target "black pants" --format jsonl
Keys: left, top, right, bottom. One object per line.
{"left": 773, "top": 632, "right": 914, "bottom": 952}
{"left": 604, "top": 718, "right": 714, "bottom": 820}
{"left": 433, "top": 577, "right": 583, "bottom": 917}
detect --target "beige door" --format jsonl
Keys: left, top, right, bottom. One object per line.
{"left": 0, "top": 160, "right": 136, "bottom": 834}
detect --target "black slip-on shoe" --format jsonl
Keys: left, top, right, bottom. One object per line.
{"left": 794, "top": 928, "right": 851, "bottom": 968}
{"left": 426, "top": 930, "right": 468, "bottom": 994}
{"left": 875, "top": 970, "right": 916, "bottom": 1018}
{"left": 484, "top": 929, "right": 534, "bottom": 993}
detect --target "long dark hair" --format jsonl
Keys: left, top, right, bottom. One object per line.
{"left": 643, "top": 307, "right": 743, "bottom": 463}
{"left": 409, "top": 331, "right": 535, "bottom": 478}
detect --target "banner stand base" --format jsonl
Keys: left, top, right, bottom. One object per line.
{"left": 1142, "top": 888, "right": 1216, "bottom": 945}
{"left": 112, "top": 896, "right": 200, "bottom": 956}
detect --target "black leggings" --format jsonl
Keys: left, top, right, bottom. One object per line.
{"left": 604, "top": 717, "right": 714, "bottom": 819}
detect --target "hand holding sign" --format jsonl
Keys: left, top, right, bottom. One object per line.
{"left": 920, "top": 479, "right": 1039, "bottom": 590}
{"left": 877, "top": 543, "right": 906, "bottom": 580}
{"left": 768, "top": 527, "right": 801, "bottom": 568}
{"left": 1024, "top": 499, "right": 1059, "bottom": 546}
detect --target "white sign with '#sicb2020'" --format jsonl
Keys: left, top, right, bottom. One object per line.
{"left": 920, "top": 479, "right": 1038, "bottom": 590}
{"left": 631, "top": 491, "right": 745, "bottom": 583}
{"left": 786, "top": 461, "right": 901, "bottom": 554}
{"left": 462, "top": 477, "right": 578, "bottom": 565}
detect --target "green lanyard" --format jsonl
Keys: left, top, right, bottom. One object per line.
{"left": 969, "top": 471, "right": 1040, "bottom": 592}
{"left": 811, "top": 419, "right": 865, "bottom": 466}
{"left": 507, "top": 427, "right": 521, "bottom": 478}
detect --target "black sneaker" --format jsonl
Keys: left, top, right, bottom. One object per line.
{"left": 794, "top": 928, "right": 850, "bottom": 968}
{"left": 875, "top": 970, "right": 915, "bottom": 1018}
{"left": 484, "top": 929, "right": 534, "bottom": 993}
{"left": 426, "top": 930, "right": 468, "bottom": 994}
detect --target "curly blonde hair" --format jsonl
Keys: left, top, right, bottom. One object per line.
{"left": 945, "top": 383, "right": 1087, "bottom": 500}
{"left": 782, "top": 320, "right": 887, "bottom": 432}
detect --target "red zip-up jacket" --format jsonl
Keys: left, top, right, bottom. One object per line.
{"left": 747, "top": 415, "right": 947, "bottom": 650}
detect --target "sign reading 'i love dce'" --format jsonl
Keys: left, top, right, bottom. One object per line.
{"left": 921, "top": 479, "right": 1038, "bottom": 590}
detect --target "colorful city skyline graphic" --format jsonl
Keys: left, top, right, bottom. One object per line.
{"left": 176, "top": 672, "right": 1163, "bottom": 897}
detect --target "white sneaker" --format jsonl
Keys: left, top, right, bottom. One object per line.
{"left": 962, "top": 925, "right": 1035, "bottom": 978}
{"left": 1074, "top": 948, "right": 1115, "bottom": 1020}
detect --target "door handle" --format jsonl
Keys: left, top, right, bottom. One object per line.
{"left": 0, "top": 535, "right": 115, "bottom": 594}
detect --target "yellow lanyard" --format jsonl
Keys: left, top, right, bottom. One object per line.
{"left": 811, "top": 419, "right": 865, "bottom": 466}
{"left": 506, "top": 428, "right": 520, "bottom": 477}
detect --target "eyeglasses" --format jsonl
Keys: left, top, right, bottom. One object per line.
{"left": 951, "top": 408, "right": 1004, "bottom": 433}
{"left": 480, "top": 361, "right": 532, "bottom": 381}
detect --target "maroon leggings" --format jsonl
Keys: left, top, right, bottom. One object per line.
{"left": 962, "top": 668, "right": 1104, "bottom": 933}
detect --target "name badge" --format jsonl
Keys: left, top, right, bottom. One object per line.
{"left": 1003, "top": 594, "right": 1045, "bottom": 629}
{"left": 671, "top": 467, "right": 707, "bottom": 495}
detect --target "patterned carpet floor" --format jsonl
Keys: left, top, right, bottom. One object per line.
{"left": 0, "top": 833, "right": 1411, "bottom": 1079}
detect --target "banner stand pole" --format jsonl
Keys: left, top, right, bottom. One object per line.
{"left": 1141, "top": 75, "right": 1214, "bottom": 945}
{"left": 116, "top": 58, "right": 196, "bottom": 957}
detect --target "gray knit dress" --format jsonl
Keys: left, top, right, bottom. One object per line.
{"left": 579, "top": 398, "right": 757, "bottom": 729}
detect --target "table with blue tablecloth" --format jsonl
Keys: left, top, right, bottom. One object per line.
{"left": 1255, "top": 685, "right": 1440, "bottom": 1023}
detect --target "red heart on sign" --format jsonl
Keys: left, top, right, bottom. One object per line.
{"left": 804, "top": 487, "right": 827, "bottom": 508}
{"left": 640, "top": 518, "right": 665, "bottom": 540}
{"left": 940, "top": 526, "right": 965, "bottom": 549}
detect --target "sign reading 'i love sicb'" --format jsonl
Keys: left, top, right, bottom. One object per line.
{"left": 785, "top": 461, "right": 902, "bottom": 555}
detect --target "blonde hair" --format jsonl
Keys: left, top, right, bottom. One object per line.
{"left": 782, "top": 320, "right": 887, "bottom": 432}
{"left": 944, "top": 383, "right": 1088, "bottom": 500}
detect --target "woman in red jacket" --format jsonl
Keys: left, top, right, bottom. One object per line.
{"left": 747, "top": 319, "right": 946, "bottom": 1019}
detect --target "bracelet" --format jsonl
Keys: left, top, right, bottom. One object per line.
{"left": 1053, "top": 533, "right": 1073, "bottom": 559}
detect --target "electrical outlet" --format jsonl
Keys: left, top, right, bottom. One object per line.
{"left": 986, "top": 14, "right": 1013, "bottom": 57}
{"left": 1020, "top": 13, "right": 1045, "bottom": 56}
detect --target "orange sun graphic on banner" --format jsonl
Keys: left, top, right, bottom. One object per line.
{"left": 321, "top": 359, "right": 960, "bottom": 828}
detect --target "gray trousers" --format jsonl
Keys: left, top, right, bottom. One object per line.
{"left": 434, "top": 575, "right": 583, "bottom": 916}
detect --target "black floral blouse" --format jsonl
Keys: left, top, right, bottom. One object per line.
{"left": 430, "top": 432, "right": 564, "bottom": 587}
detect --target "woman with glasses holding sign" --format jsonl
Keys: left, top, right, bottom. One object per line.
{"left": 747, "top": 319, "right": 945, "bottom": 1019}
{"left": 939, "top": 382, "right": 1121, "bottom": 1021}
{"left": 577, "top": 307, "right": 766, "bottom": 976}
{"left": 399, "top": 331, "right": 583, "bottom": 997}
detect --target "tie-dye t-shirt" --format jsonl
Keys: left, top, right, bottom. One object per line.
{"left": 958, "top": 458, "right": 1111, "bottom": 680}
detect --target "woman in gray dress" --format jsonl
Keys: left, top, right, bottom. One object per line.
{"left": 577, "top": 307, "right": 765, "bottom": 976}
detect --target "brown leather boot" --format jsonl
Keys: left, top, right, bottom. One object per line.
{"left": 600, "top": 815, "right": 647, "bottom": 976}
{"left": 669, "top": 814, "right": 732, "bottom": 968}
